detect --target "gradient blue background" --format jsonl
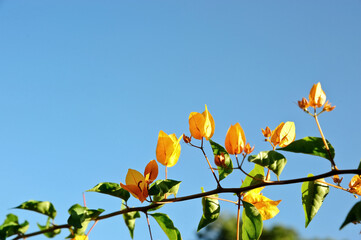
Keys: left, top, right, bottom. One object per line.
{"left": 0, "top": 1, "right": 360, "bottom": 239}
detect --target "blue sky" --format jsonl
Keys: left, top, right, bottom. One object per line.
{"left": 0, "top": 1, "right": 361, "bottom": 239}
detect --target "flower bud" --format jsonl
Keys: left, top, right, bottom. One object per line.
{"left": 323, "top": 100, "right": 336, "bottom": 112}
{"left": 298, "top": 97, "right": 309, "bottom": 111}
{"left": 225, "top": 123, "right": 246, "bottom": 155}
{"left": 183, "top": 134, "right": 191, "bottom": 144}
{"left": 261, "top": 126, "right": 272, "bottom": 138}
{"left": 331, "top": 174, "right": 343, "bottom": 185}
{"left": 244, "top": 143, "right": 255, "bottom": 155}
{"left": 214, "top": 152, "right": 226, "bottom": 167}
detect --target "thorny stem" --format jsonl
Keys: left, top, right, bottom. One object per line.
{"left": 236, "top": 194, "right": 241, "bottom": 240}
{"left": 145, "top": 211, "right": 154, "bottom": 240}
{"left": 10, "top": 168, "right": 361, "bottom": 240}
{"left": 313, "top": 110, "right": 337, "bottom": 169}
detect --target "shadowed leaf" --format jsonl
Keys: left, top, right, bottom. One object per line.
{"left": 209, "top": 140, "right": 233, "bottom": 181}
{"left": 241, "top": 164, "right": 264, "bottom": 188}
{"left": 301, "top": 174, "right": 329, "bottom": 227}
{"left": 15, "top": 200, "right": 57, "bottom": 219}
{"left": 150, "top": 213, "right": 181, "bottom": 240}
{"left": 278, "top": 137, "right": 335, "bottom": 161}
{"left": 87, "top": 182, "right": 130, "bottom": 202}
{"left": 121, "top": 204, "right": 140, "bottom": 239}
{"left": 37, "top": 217, "right": 61, "bottom": 238}
{"left": 248, "top": 151, "right": 287, "bottom": 178}
{"left": 340, "top": 201, "right": 361, "bottom": 230}
{"left": 242, "top": 201, "right": 263, "bottom": 240}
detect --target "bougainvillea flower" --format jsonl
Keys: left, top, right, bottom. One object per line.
{"left": 225, "top": 123, "right": 246, "bottom": 155}
{"left": 261, "top": 126, "right": 272, "bottom": 138}
{"left": 309, "top": 82, "right": 326, "bottom": 108}
{"left": 120, "top": 169, "right": 149, "bottom": 203}
{"left": 243, "top": 187, "right": 282, "bottom": 220}
{"left": 189, "top": 105, "right": 215, "bottom": 140}
{"left": 298, "top": 97, "right": 309, "bottom": 111}
{"left": 349, "top": 175, "right": 361, "bottom": 196}
{"left": 322, "top": 100, "right": 336, "bottom": 112}
{"left": 156, "top": 130, "right": 182, "bottom": 167}
{"left": 144, "top": 160, "right": 158, "bottom": 184}
{"left": 270, "top": 121, "right": 296, "bottom": 148}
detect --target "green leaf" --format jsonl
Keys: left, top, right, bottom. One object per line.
{"left": 121, "top": 203, "right": 141, "bottom": 239}
{"left": 301, "top": 174, "right": 329, "bottom": 228}
{"left": 248, "top": 151, "right": 287, "bottom": 178}
{"left": 67, "top": 204, "right": 104, "bottom": 229}
{"left": 150, "top": 213, "right": 181, "bottom": 240}
{"left": 15, "top": 200, "right": 57, "bottom": 219}
{"left": 242, "top": 201, "right": 263, "bottom": 240}
{"left": 340, "top": 201, "right": 361, "bottom": 229}
{"left": 241, "top": 164, "right": 264, "bottom": 188}
{"left": 148, "top": 179, "right": 181, "bottom": 201}
{"left": 209, "top": 140, "right": 233, "bottom": 181}
{"left": 357, "top": 159, "right": 361, "bottom": 170}
{"left": 87, "top": 182, "right": 130, "bottom": 202}
{"left": 278, "top": 136, "right": 335, "bottom": 161}
{"left": 37, "top": 217, "right": 61, "bottom": 238}
{"left": 0, "top": 214, "right": 29, "bottom": 240}
{"left": 197, "top": 189, "right": 220, "bottom": 231}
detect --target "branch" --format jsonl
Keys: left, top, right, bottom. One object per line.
{"left": 11, "top": 168, "right": 361, "bottom": 240}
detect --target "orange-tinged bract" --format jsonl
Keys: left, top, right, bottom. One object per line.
{"left": 309, "top": 82, "right": 326, "bottom": 108}
{"left": 349, "top": 175, "right": 361, "bottom": 196}
{"left": 188, "top": 105, "right": 215, "bottom": 140}
{"left": 243, "top": 187, "right": 282, "bottom": 220}
{"left": 298, "top": 97, "right": 309, "bottom": 111}
{"left": 270, "top": 122, "right": 296, "bottom": 148}
{"left": 156, "top": 130, "right": 182, "bottom": 167}
{"left": 120, "top": 160, "right": 158, "bottom": 203}
{"left": 225, "top": 123, "right": 246, "bottom": 155}
{"left": 144, "top": 160, "right": 158, "bottom": 184}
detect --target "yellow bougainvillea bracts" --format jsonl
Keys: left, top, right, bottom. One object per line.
{"left": 298, "top": 82, "right": 335, "bottom": 112}
{"left": 349, "top": 175, "right": 361, "bottom": 196}
{"left": 309, "top": 82, "right": 326, "bottom": 108}
{"left": 225, "top": 123, "right": 246, "bottom": 155}
{"left": 243, "top": 187, "right": 281, "bottom": 220}
{"left": 264, "top": 121, "right": 295, "bottom": 149}
{"left": 189, "top": 105, "right": 215, "bottom": 140}
{"left": 71, "top": 236, "right": 88, "bottom": 240}
{"left": 156, "top": 130, "right": 182, "bottom": 167}
{"left": 120, "top": 160, "right": 158, "bottom": 203}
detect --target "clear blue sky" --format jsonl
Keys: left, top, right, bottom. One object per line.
{"left": 0, "top": 1, "right": 361, "bottom": 239}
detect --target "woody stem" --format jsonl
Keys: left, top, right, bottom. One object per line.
{"left": 313, "top": 112, "right": 337, "bottom": 169}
